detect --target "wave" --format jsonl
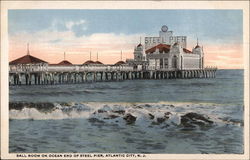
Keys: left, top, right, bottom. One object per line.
{"left": 9, "top": 102, "right": 243, "bottom": 129}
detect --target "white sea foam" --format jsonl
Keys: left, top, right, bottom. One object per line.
{"left": 9, "top": 102, "right": 243, "bottom": 127}
{"left": 7, "top": 102, "right": 205, "bottom": 120}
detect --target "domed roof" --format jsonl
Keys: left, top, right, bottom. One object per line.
{"left": 173, "top": 42, "right": 179, "bottom": 46}
{"left": 115, "top": 61, "right": 126, "bottom": 65}
{"left": 195, "top": 45, "right": 201, "bottom": 49}
{"left": 195, "top": 38, "right": 201, "bottom": 49}
{"left": 95, "top": 61, "right": 103, "bottom": 64}
{"left": 58, "top": 60, "right": 72, "bottom": 65}
{"left": 183, "top": 48, "right": 192, "bottom": 54}
{"left": 83, "top": 60, "right": 95, "bottom": 65}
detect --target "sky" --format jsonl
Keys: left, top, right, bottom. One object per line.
{"left": 8, "top": 9, "right": 243, "bottom": 68}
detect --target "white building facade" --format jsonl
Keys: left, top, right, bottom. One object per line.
{"left": 142, "top": 25, "right": 204, "bottom": 70}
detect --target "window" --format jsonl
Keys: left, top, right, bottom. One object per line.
{"left": 172, "top": 56, "right": 177, "bottom": 68}
{"left": 160, "top": 59, "right": 163, "bottom": 69}
{"left": 164, "top": 58, "right": 168, "bottom": 68}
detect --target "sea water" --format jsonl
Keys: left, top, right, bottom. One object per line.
{"left": 9, "top": 69, "right": 244, "bottom": 153}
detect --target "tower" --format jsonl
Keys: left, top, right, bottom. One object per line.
{"left": 159, "top": 25, "right": 173, "bottom": 44}
{"left": 134, "top": 38, "right": 145, "bottom": 61}
{"left": 192, "top": 38, "right": 204, "bottom": 69}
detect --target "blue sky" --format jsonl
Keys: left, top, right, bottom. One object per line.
{"left": 9, "top": 9, "right": 242, "bottom": 43}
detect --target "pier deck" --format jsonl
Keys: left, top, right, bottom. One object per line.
{"left": 9, "top": 66, "right": 217, "bottom": 85}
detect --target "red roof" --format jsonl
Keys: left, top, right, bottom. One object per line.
{"left": 137, "top": 43, "right": 142, "bottom": 47}
{"left": 9, "top": 55, "right": 47, "bottom": 65}
{"left": 83, "top": 60, "right": 95, "bottom": 65}
{"left": 146, "top": 44, "right": 171, "bottom": 54}
{"left": 58, "top": 60, "right": 72, "bottom": 65}
{"left": 173, "top": 42, "right": 179, "bottom": 46}
{"left": 115, "top": 61, "right": 126, "bottom": 65}
{"left": 95, "top": 61, "right": 103, "bottom": 64}
{"left": 183, "top": 48, "right": 192, "bottom": 53}
{"left": 173, "top": 42, "right": 192, "bottom": 53}
{"left": 146, "top": 43, "right": 193, "bottom": 54}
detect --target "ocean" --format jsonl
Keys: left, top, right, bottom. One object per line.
{"left": 9, "top": 69, "right": 244, "bottom": 153}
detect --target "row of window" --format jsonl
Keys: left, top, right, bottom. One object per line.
{"left": 149, "top": 56, "right": 178, "bottom": 69}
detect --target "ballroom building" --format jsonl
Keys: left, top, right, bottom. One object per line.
{"left": 132, "top": 25, "right": 204, "bottom": 70}
{"left": 146, "top": 42, "right": 203, "bottom": 70}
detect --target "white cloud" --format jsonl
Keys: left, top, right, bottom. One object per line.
{"left": 10, "top": 27, "right": 145, "bottom": 47}
{"left": 65, "top": 20, "right": 86, "bottom": 29}
{"left": 9, "top": 27, "right": 145, "bottom": 64}
{"left": 49, "top": 19, "right": 88, "bottom": 35}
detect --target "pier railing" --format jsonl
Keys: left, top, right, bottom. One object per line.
{"left": 9, "top": 64, "right": 135, "bottom": 73}
{"left": 9, "top": 64, "right": 217, "bottom": 85}
{"left": 9, "top": 64, "right": 217, "bottom": 73}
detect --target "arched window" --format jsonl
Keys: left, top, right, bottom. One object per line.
{"left": 172, "top": 55, "right": 178, "bottom": 68}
